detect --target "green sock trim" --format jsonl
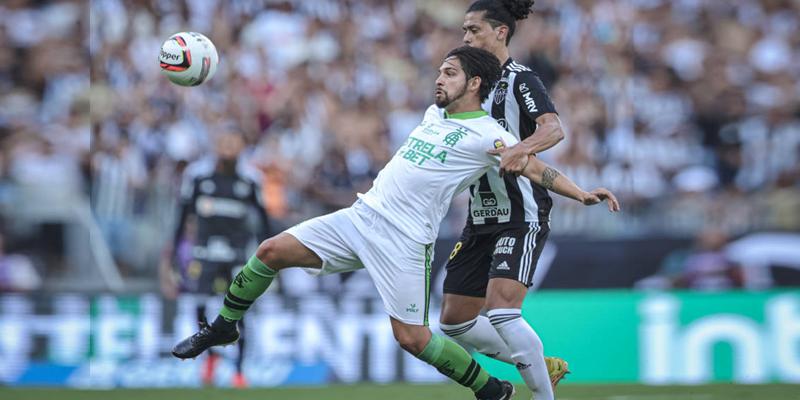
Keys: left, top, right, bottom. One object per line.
{"left": 415, "top": 334, "right": 490, "bottom": 392}
{"left": 246, "top": 255, "right": 277, "bottom": 278}
{"left": 219, "top": 255, "right": 277, "bottom": 321}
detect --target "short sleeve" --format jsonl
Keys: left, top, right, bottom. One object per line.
{"left": 512, "top": 71, "right": 557, "bottom": 120}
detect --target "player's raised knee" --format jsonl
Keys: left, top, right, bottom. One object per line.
{"left": 255, "top": 238, "right": 282, "bottom": 266}
{"left": 394, "top": 332, "right": 427, "bottom": 355}
{"left": 392, "top": 327, "right": 429, "bottom": 355}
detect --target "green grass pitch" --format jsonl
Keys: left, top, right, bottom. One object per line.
{"left": 2, "top": 384, "right": 797, "bottom": 400}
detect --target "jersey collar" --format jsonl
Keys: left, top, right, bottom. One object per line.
{"left": 443, "top": 110, "right": 488, "bottom": 120}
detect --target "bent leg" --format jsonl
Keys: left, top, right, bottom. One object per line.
{"left": 219, "top": 233, "right": 321, "bottom": 321}
{"left": 439, "top": 227, "right": 522, "bottom": 365}
{"left": 439, "top": 293, "right": 516, "bottom": 364}
{"left": 391, "top": 317, "right": 505, "bottom": 397}
{"left": 486, "top": 278, "right": 553, "bottom": 400}
{"left": 256, "top": 232, "right": 323, "bottom": 270}
{"left": 174, "top": 209, "right": 364, "bottom": 360}
{"left": 440, "top": 293, "right": 484, "bottom": 324}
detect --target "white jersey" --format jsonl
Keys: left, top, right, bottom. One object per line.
{"left": 359, "top": 105, "right": 517, "bottom": 244}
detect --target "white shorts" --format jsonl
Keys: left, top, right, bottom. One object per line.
{"left": 285, "top": 200, "right": 433, "bottom": 325}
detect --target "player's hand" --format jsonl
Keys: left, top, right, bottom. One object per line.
{"left": 581, "top": 188, "right": 621, "bottom": 212}
{"left": 487, "top": 143, "right": 529, "bottom": 176}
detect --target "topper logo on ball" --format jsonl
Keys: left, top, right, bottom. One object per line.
{"left": 159, "top": 31, "right": 218, "bottom": 87}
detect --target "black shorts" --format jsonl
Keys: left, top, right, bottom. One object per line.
{"left": 443, "top": 222, "right": 550, "bottom": 297}
{"left": 182, "top": 260, "right": 241, "bottom": 295}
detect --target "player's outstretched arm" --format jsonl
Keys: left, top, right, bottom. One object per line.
{"left": 520, "top": 155, "right": 620, "bottom": 212}
{"left": 498, "top": 114, "right": 565, "bottom": 176}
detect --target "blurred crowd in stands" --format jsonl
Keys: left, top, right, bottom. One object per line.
{"left": 0, "top": 0, "right": 798, "bottom": 285}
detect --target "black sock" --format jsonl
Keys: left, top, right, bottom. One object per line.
{"left": 211, "top": 315, "right": 238, "bottom": 332}
{"left": 236, "top": 319, "right": 245, "bottom": 373}
{"left": 196, "top": 305, "right": 208, "bottom": 325}
{"left": 474, "top": 377, "right": 501, "bottom": 399}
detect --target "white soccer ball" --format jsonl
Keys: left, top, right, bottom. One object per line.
{"left": 159, "top": 32, "right": 219, "bottom": 86}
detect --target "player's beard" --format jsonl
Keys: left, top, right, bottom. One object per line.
{"left": 435, "top": 83, "right": 467, "bottom": 108}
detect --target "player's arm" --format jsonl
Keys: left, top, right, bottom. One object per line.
{"left": 526, "top": 113, "right": 564, "bottom": 153}
{"left": 521, "top": 155, "right": 620, "bottom": 211}
{"left": 486, "top": 134, "right": 617, "bottom": 209}
{"left": 499, "top": 72, "right": 564, "bottom": 175}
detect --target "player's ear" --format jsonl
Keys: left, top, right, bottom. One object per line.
{"left": 495, "top": 25, "right": 509, "bottom": 43}
{"left": 469, "top": 76, "right": 482, "bottom": 93}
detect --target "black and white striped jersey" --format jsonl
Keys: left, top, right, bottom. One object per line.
{"left": 467, "top": 58, "right": 558, "bottom": 225}
{"left": 173, "top": 161, "right": 270, "bottom": 263}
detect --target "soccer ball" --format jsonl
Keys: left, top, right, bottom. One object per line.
{"left": 159, "top": 32, "right": 219, "bottom": 86}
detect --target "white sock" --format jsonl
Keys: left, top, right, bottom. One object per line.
{"left": 487, "top": 308, "right": 554, "bottom": 400}
{"left": 440, "top": 316, "right": 514, "bottom": 363}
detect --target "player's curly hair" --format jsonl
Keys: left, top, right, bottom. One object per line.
{"left": 467, "top": 0, "right": 535, "bottom": 45}
{"left": 445, "top": 46, "right": 502, "bottom": 103}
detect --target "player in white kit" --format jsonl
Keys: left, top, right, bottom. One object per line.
{"left": 173, "top": 46, "right": 619, "bottom": 399}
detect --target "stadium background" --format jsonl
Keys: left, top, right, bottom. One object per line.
{"left": 1, "top": 0, "right": 799, "bottom": 397}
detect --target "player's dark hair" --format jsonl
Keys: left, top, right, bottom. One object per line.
{"left": 467, "top": 0, "right": 535, "bottom": 45}
{"left": 445, "top": 46, "right": 502, "bottom": 103}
